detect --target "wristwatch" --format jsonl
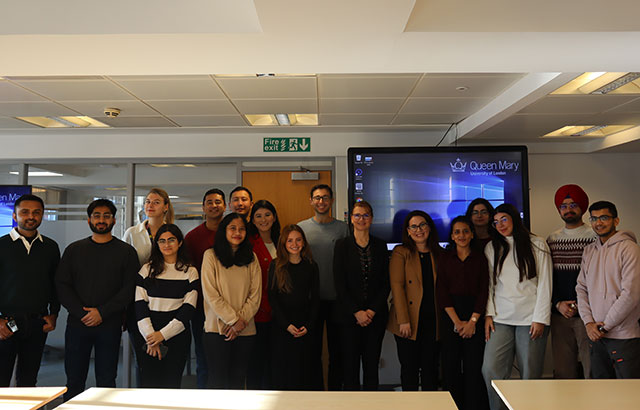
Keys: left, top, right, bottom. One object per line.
{"left": 470, "top": 317, "right": 478, "bottom": 322}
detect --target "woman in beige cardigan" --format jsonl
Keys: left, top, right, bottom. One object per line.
{"left": 388, "top": 210, "right": 441, "bottom": 391}
{"left": 201, "top": 213, "right": 262, "bottom": 389}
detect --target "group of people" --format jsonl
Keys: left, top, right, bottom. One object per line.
{"left": 1, "top": 182, "right": 639, "bottom": 410}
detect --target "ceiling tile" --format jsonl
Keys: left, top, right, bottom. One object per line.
{"left": 603, "top": 97, "right": 640, "bottom": 113}
{"left": 11, "top": 79, "right": 134, "bottom": 101}
{"left": 169, "top": 115, "right": 247, "bottom": 127}
{"left": 320, "top": 98, "right": 404, "bottom": 114}
{"left": 319, "top": 114, "right": 395, "bottom": 125}
{"left": 59, "top": 100, "right": 157, "bottom": 117}
{"left": 96, "top": 116, "right": 177, "bottom": 128}
{"left": 400, "top": 97, "right": 489, "bottom": 114}
{"left": 474, "top": 113, "right": 590, "bottom": 139}
{"left": 0, "top": 81, "right": 46, "bottom": 102}
{"left": 216, "top": 77, "right": 317, "bottom": 99}
{"left": 392, "top": 113, "right": 465, "bottom": 124}
{"left": 0, "top": 101, "right": 79, "bottom": 117}
{"left": 112, "top": 75, "right": 227, "bottom": 100}
{"left": 0, "top": 116, "right": 40, "bottom": 129}
{"left": 412, "top": 74, "right": 523, "bottom": 98}
{"left": 145, "top": 100, "right": 238, "bottom": 115}
{"left": 233, "top": 99, "right": 317, "bottom": 114}
{"left": 587, "top": 112, "right": 640, "bottom": 125}
{"left": 318, "top": 75, "right": 419, "bottom": 98}
{"left": 518, "top": 95, "right": 638, "bottom": 114}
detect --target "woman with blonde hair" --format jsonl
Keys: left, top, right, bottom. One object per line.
{"left": 268, "top": 224, "right": 319, "bottom": 390}
{"left": 124, "top": 187, "right": 175, "bottom": 266}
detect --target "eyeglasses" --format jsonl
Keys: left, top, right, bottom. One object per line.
{"left": 589, "top": 215, "right": 613, "bottom": 223}
{"left": 559, "top": 202, "right": 579, "bottom": 211}
{"left": 408, "top": 222, "right": 428, "bottom": 232}
{"left": 312, "top": 195, "right": 331, "bottom": 202}
{"left": 472, "top": 209, "right": 489, "bottom": 216}
{"left": 157, "top": 237, "right": 178, "bottom": 245}
{"left": 352, "top": 213, "right": 370, "bottom": 221}
{"left": 493, "top": 216, "right": 509, "bottom": 226}
{"left": 90, "top": 213, "right": 113, "bottom": 220}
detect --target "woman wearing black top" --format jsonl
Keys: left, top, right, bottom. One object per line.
{"left": 387, "top": 210, "right": 442, "bottom": 391}
{"left": 334, "top": 201, "right": 390, "bottom": 391}
{"left": 465, "top": 198, "right": 495, "bottom": 251}
{"left": 268, "top": 224, "right": 319, "bottom": 390}
{"left": 436, "top": 216, "right": 489, "bottom": 410}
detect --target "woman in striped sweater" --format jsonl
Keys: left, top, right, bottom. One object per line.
{"left": 135, "top": 224, "right": 199, "bottom": 388}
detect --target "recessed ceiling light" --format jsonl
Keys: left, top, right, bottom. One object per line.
{"left": 169, "top": 195, "right": 180, "bottom": 199}
{"left": 552, "top": 72, "right": 640, "bottom": 95}
{"left": 456, "top": 86, "right": 469, "bottom": 92}
{"left": 15, "top": 116, "right": 109, "bottom": 128}
{"left": 10, "top": 171, "right": 63, "bottom": 177}
{"left": 543, "top": 124, "right": 635, "bottom": 138}
{"left": 246, "top": 114, "right": 318, "bottom": 126}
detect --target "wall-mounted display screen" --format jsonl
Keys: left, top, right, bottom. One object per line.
{"left": 0, "top": 185, "right": 33, "bottom": 236}
{"left": 348, "top": 146, "right": 529, "bottom": 247}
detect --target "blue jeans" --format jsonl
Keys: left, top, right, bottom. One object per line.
{"left": 481, "top": 323, "right": 549, "bottom": 410}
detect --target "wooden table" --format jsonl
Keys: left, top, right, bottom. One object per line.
{"left": 55, "top": 387, "right": 458, "bottom": 410}
{"left": 0, "top": 387, "right": 66, "bottom": 410}
{"left": 492, "top": 379, "right": 640, "bottom": 410}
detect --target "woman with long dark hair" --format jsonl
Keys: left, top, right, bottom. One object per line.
{"left": 334, "top": 200, "right": 389, "bottom": 390}
{"left": 436, "top": 216, "right": 489, "bottom": 410}
{"left": 388, "top": 210, "right": 442, "bottom": 391}
{"left": 135, "top": 224, "right": 198, "bottom": 388}
{"left": 268, "top": 224, "right": 319, "bottom": 390}
{"left": 246, "top": 199, "right": 281, "bottom": 389}
{"left": 481, "top": 204, "right": 552, "bottom": 410}
{"left": 465, "top": 198, "right": 495, "bottom": 250}
{"left": 201, "top": 213, "right": 261, "bottom": 389}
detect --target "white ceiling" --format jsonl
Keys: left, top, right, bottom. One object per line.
{"left": 1, "top": 1, "right": 640, "bottom": 153}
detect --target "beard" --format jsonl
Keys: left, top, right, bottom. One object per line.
{"left": 89, "top": 220, "right": 115, "bottom": 234}
{"left": 561, "top": 212, "right": 580, "bottom": 224}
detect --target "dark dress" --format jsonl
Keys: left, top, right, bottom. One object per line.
{"left": 268, "top": 259, "right": 320, "bottom": 390}
{"left": 436, "top": 249, "right": 490, "bottom": 410}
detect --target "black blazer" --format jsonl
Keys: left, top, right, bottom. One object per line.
{"left": 333, "top": 234, "right": 390, "bottom": 324}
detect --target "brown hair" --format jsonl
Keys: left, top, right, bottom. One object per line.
{"left": 352, "top": 200, "right": 373, "bottom": 217}
{"left": 147, "top": 187, "right": 175, "bottom": 224}
{"left": 272, "top": 224, "right": 313, "bottom": 293}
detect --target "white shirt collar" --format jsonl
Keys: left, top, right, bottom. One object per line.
{"left": 10, "top": 227, "right": 43, "bottom": 254}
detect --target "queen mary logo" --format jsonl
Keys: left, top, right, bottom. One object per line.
{"left": 450, "top": 158, "right": 467, "bottom": 172}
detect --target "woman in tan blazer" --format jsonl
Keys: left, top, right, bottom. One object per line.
{"left": 388, "top": 210, "right": 441, "bottom": 391}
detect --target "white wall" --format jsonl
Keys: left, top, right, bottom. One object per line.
{"left": 529, "top": 152, "right": 640, "bottom": 239}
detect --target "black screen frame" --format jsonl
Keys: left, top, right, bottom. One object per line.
{"left": 346, "top": 145, "right": 530, "bottom": 239}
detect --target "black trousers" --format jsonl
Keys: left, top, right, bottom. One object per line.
{"left": 0, "top": 315, "right": 47, "bottom": 387}
{"left": 139, "top": 330, "right": 190, "bottom": 388}
{"left": 590, "top": 337, "right": 640, "bottom": 379}
{"left": 394, "top": 323, "right": 439, "bottom": 391}
{"left": 341, "top": 313, "right": 387, "bottom": 391}
{"left": 440, "top": 319, "right": 489, "bottom": 410}
{"left": 190, "top": 308, "right": 208, "bottom": 388}
{"left": 126, "top": 309, "right": 145, "bottom": 387}
{"left": 271, "top": 325, "right": 315, "bottom": 390}
{"left": 203, "top": 332, "right": 255, "bottom": 389}
{"left": 64, "top": 321, "right": 121, "bottom": 401}
{"left": 311, "top": 300, "right": 343, "bottom": 390}
{"left": 246, "top": 321, "right": 272, "bottom": 389}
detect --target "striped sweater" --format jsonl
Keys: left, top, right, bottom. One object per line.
{"left": 546, "top": 224, "right": 597, "bottom": 309}
{"left": 135, "top": 262, "right": 199, "bottom": 341}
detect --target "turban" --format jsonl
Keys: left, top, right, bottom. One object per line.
{"left": 554, "top": 184, "right": 589, "bottom": 212}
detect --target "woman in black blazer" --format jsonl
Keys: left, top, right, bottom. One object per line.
{"left": 333, "top": 200, "right": 390, "bottom": 391}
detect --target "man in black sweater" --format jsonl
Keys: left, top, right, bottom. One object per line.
{"left": 0, "top": 194, "right": 60, "bottom": 387}
{"left": 56, "top": 199, "right": 139, "bottom": 401}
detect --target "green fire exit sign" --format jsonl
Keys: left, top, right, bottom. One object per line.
{"left": 263, "top": 137, "right": 310, "bottom": 152}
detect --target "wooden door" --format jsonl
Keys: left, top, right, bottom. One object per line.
{"left": 242, "top": 170, "right": 332, "bottom": 228}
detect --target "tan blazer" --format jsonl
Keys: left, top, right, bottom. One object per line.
{"left": 387, "top": 245, "right": 439, "bottom": 341}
